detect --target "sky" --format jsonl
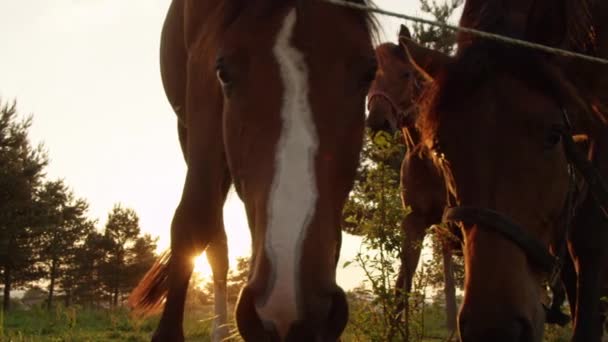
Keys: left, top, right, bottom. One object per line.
{"left": 0, "top": 0, "right": 448, "bottom": 291}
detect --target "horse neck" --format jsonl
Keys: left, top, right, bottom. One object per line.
{"left": 564, "top": 1, "right": 608, "bottom": 133}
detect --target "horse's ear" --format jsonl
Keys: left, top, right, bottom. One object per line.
{"left": 399, "top": 37, "right": 452, "bottom": 80}
{"left": 399, "top": 24, "right": 412, "bottom": 39}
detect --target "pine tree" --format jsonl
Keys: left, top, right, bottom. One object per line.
{"left": 59, "top": 217, "right": 97, "bottom": 307}
{"left": 71, "top": 231, "right": 109, "bottom": 306}
{"left": 36, "top": 179, "right": 91, "bottom": 309}
{"left": 100, "top": 204, "right": 156, "bottom": 307}
{"left": 0, "top": 100, "right": 47, "bottom": 311}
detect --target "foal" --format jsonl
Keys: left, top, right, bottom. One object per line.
{"left": 366, "top": 25, "right": 459, "bottom": 332}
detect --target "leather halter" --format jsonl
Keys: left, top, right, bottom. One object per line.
{"left": 367, "top": 91, "right": 416, "bottom": 129}
{"left": 367, "top": 75, "right": 423, "bottom": 130}
{"left": 441, "top": 109, "right": 608, "bottom": 282}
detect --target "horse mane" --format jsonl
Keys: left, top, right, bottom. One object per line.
{"left": 563, "top": 0, "right": 596, "bottom": 53}
{"left": 340, "top": 0, "right": 379, "bottom": 37}
{"left": 457, "top": 0, "right": 596, "bottom": 52}
{"left": 223, "top": 0, "right": 378, "bottom": 37}
{"left": 419, "top": 0, "right": 603, "bottom": 144}
{"left": 417, "top": 39, "right": 603, "bottom": 144}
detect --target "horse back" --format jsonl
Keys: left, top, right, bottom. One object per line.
{"left": 160, "top": 1, "right": 188, "bottom": 121}
{"left": 160, "top": 0, "right": 225, "bottom": 160}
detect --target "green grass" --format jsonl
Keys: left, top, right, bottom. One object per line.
{"left": 1, "top": 304, "right": 573, "bottom": 341}
{"left": 0, "top": 305, "right": 215, "bottom": 342}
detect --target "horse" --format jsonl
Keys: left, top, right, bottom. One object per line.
{"left": 127, "top": 1, "right": 377, "bottom": 341}
{"left": 368, "top": 24, "right": 575, "bottom": 333}
{"left": 417, "top": 0, "right": 608, "bottom": 340}
{"left": 365, "top": 25, "right": 460, "bottom": 335}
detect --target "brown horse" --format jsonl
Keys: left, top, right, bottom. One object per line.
{"left": 418, "top": 0, "right": 608, "bottom": 341}
{"left": 128, "top": 1, "right": 377, "bottom": 341}
{"left": 369, "top": 25, "right": 577, "bottom": 333}
{"left": 366, "top": 25, "right": 460, "bottom": 334}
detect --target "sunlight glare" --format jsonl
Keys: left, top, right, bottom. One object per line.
{"left": 193, "top": 252, "right": 213, "bottom": 279}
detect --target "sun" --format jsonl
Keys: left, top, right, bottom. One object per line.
{"left": 187, "top": 191, "right": 253, "bottom": 285}
{"left": 193, "top": 252, "right": 213, "bottom": 279}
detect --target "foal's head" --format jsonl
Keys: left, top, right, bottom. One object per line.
{"left": 367, "top": 25, "right": 448, "bottom": 136}
{"left": 218, "top": 1, "right": 376, "bottom": 340}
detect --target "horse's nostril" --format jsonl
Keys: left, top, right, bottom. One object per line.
{"left": 236, "top": 286, "right": 350, "bottom": 341}
{"left": 284, "top": 288, "right": 349, "bottom": 341}
{"left": 324, "top": 288, "right": 349, "bottom": 340}
{"left": 235, "top": 286, "right": 275, "bottom": 341}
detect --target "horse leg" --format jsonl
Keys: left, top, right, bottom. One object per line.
{"left": 206, "top": 229, "right": 229, "bottom": 342}
{"left": 153, "top": 74, "right": 230, "bottom": 341}
{"left": 152, "top": 167, "right": 231, "bottom": 342}
{"left": 394, "top": 211, "right": 428, "bottom": 339}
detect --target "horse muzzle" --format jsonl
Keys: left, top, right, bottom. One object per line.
{"left": 235, "top": 285, "right": 348, "bottom": 342}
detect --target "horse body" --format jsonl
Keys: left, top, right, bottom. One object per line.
{"left": 417, "top": 1, "right": 608, "bottom": 341}
{"left": 129, "top": 1, "right": 377, "bottom": 341}
{"left": 366, "top": 26, "right": 460, "bottom": 335}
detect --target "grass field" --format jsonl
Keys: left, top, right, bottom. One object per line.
{"left": 0, "top": 306, "right": 216, "bottom": 342}
{"left": 1, "top": 304, "right": 573, "bottom": 341}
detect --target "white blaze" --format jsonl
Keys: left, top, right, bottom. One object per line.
{"left": 256, "top": 8, "right": 319, "bottom": 338}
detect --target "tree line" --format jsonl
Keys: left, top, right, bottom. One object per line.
{"left": 0, "top": 100, "right": 156, "bottom": 312}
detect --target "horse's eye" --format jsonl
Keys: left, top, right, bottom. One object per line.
{"left": 545, "top": 127, "right": 563, "bottom": 149}
{"left": 401, "top": 71, "right": 412, "bottom": 80}
{"left": 216, "top": 67, "right": 231, "bottom": 87}
{"left": 215, "top": 57, "right": 232, "bottom": 87}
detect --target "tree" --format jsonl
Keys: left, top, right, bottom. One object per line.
{"left": 36, "top": 179, "right": 91, "bottom": 309}
{"left": 125, "top": 233, "right": 158, "bottom": 290}
{"left": 69, "top": 231, "right": 109, "bottom": 306}
{"left": 0, "top": 100, "right": 48, "bottom": 311}
{"left": 102, "top": 204, "right": 139, "bottom": 307}
{"left": 412, "top": 0, "right": 463, "bottom": 55}
{"left": 203, "top": 256, "right": 249, "bottom": 305}
{"left": 100, "top": 204, "right": 156, "bottom": 307}
{"left": 58, "top": 218, "right": 97, "bottom": 307}
{"left": 343, "top": 131, "right": 408, "bottom": 340}
{"left": 227, "top": 257, "right": 249, "bottom": 303}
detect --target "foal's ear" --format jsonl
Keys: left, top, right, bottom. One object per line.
{"left": 399, "top": 37, "right": 452, "bottom": 80}
{"left": 398, "top": 24, "right": 412, "bottom": 39}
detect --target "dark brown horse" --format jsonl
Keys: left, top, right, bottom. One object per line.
{"left": 368, "top": 25, "right": 576, "bottom": 334}
{"left": 128, "top": 1, "right": 377, "bottom": 341}
{"left": 366, "top": 25, "right": 460, "bottom": 334}
{"left": 418, "top": 0, "right": 608, "bottom": 341}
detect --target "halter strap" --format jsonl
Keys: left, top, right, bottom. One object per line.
{"left": 442, "top": 206, "right": 556, "bottom": 272}
{"left": 367, "top": 91, "right": 416, "bottom": 129}
{"left": 367, "top": 91, "right": 400, "bottom": 114}
{"left": 441, "top": 109, "right": 608, "bottom": 280}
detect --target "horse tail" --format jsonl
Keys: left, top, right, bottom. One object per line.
{"left": 128, "top": 249, "right": 171, "bottom": 316}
